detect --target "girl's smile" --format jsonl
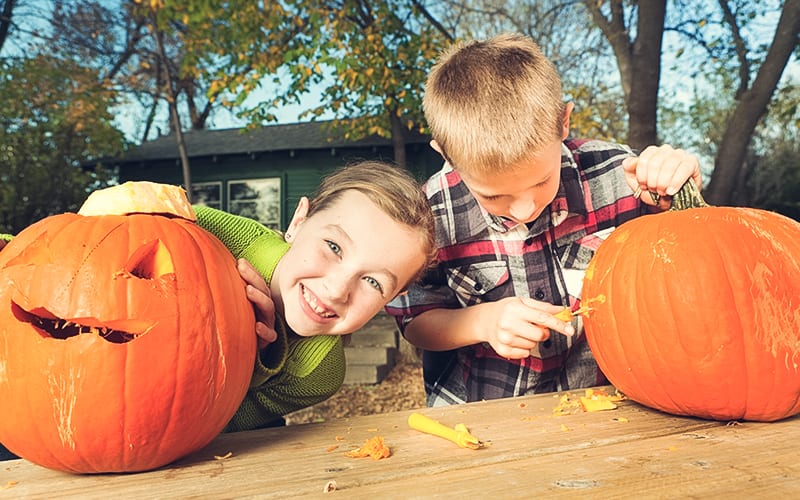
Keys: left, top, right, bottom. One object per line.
{"left": 271, "top": 190, "right": 427, "bottom": 336}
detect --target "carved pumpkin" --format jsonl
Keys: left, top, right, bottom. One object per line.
{"left": 582, "top": 183, "right": 800, "bottom": 422}
{"left": 0, "top": 182, "right": 256, "bottom": 473}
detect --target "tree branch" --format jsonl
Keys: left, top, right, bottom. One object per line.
{"left": 717, "top": 0, "right": 750, "bottom": 98}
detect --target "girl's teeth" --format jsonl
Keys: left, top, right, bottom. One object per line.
{"left": 303, "top": 287, "right": 335, "bottom": 317}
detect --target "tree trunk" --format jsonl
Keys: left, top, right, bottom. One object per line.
{"left": 627, "top": 0, "right": 665, "bottom": 150}
{"left": 0, "top": 0, "right": 16, "bottom": 54}
{"left": 704, "top": 0, "right": 800, "bottom": 206}
{"left": 154, "top": 19, "right": 192, "bottom": 200}
{"left": 584, "top": 0, "right": 666, "bottom": 151}
{"left": 389, "top": 111, "right": 407, "bottom": 168}
{"left": 168, "top": 101, "right": 192, "bottom": 200}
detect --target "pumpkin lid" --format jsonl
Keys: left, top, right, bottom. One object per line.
{"left": 78, "top": 181, "right": 197, "bottom": 221}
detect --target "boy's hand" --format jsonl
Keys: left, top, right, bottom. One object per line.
{"left": 482, "top": 297, "right": 575, "bottom": 359}
{"left": 622, "top": 144, "right": 703, "bottom": 208}
{"left": 237, "top": 258, "right": 278, "bottom": 350}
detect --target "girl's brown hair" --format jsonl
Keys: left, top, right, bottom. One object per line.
{"left": 307, "top": 161, "right": 437, "bottom": 286}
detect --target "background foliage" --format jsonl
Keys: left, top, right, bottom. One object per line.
{"left": 0, "top": 0, "right": 797, "bottom": 231}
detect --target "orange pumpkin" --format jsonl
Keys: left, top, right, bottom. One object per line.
{"left": 0, "top": 182, "right": 255, "bottom": 472}
{"left": 582, "top": 182, "right": 800, "bottom": 422}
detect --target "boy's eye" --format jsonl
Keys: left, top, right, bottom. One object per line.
{"left": 363, "top": 276, "right": 384, "bottom": 294}
{"left": 325, "top": 240, "right": 342, "bottom": 255}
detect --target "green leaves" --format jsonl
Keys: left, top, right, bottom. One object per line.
{"left": 0, "top": 56, "right": 122, "bottom": 233}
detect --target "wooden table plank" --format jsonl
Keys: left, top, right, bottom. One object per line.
{"left": 349, "top": 418, "right": 800, "bottom": 498}
{"left": 2, "top": 388, "right": 797, "bottom": 499}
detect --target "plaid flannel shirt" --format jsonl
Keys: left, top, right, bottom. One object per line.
{"left": 386, "top": 139, "right": 651, "bottom": 407}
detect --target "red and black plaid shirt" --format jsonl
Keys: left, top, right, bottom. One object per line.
{"left": 386, "top": 139, "right": 653, "bottom": 406}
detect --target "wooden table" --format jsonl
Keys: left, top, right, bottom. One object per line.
{"left": 2, "top": 387, "right": 798, "bottom": 499}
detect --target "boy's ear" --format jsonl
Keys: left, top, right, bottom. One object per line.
{"left": 429, "top": 140, "right": 444, "bottom": 156}
{"left": 284, "top": 196, "right": 310, "bottom": 242}
{"left": 561, "top": 102, "right": 574, "bottom": 140}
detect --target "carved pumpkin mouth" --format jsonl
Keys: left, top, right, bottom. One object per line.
{"left": 11, "top": 302, "right": 139, "bottom": 344}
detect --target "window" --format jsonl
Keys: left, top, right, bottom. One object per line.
{"left": 191, "top": 182, "right": 222, "bottom": 209}
{"left": 228, "top": 178, "right": 281, "bottom": 230}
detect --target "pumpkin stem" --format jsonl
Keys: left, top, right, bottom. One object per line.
{"left": 669, "top": 180, "right": 709, "bottom": 211}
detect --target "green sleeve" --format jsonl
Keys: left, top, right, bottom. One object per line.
{"left": 193, "top": 204, "right": 288, "bottom": 284}
{"left": 0, "top": 234, "right": 13, "bottom": 242}
{"left": 194, "top": 204, "right": 293, "bottom": 382}
{"left": 224, "top": 334, "right": 346, "bottom": 432}
{"left": 193, "top": 206, "right": 347, "bottom": 431}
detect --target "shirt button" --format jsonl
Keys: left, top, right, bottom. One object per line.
{"left": 534, "top": 289, "right": 545, "bottom": 300}
{"left": 474, "top": 282, "right": 483, "bottom": 291}
{"left": 525, "top": 237, "right": 534, "bottom": 246}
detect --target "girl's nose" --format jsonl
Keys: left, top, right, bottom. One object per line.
{"left": 322, "top": 272, "right": 352, "bottom": 303}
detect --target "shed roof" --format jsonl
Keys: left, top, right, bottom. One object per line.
{"left": 120, "top": 120, "right": 430, "bottom": 162}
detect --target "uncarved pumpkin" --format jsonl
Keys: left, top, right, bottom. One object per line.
{"left": 0, "top": 182, "right": 256, "bottom": 473}
{"left": 582, "top": 182, "right": 800, "bottom": 422}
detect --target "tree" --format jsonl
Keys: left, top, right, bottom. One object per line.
{"left": 585, "top": 0, "right": 799, "bottom": 205}
{"left": 48, "top": 0, "right": 223, "bottom": 142}
{"left": 166, "top": 0, "right": 452, "bottom": 168}
{"left": 737, "top": 76, "right": 799, "bottom": 216}
{"left": 584, "top": 0, "right": 666, "bottom": 150}
{"left": 437, "top": 0, "right": 631, "bottom": 143}
{"left": 0, "top": 0, "right": 17, "bottom": 53}
{"left": 0, "top": 55, "right": 124, "bottom": 233}
{"left": 295, "top": 0, "right": 451, "bottom": 167}
{"left": 699, "top": 0, "right": 800, "bottom": 205}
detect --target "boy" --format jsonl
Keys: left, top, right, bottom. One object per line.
{"left": 385, "top": 33, "right": 703, "bottom": 406}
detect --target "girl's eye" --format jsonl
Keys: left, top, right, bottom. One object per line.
{"left": 363, "top": 276, "right": 384, "bottom": 294}
{"left": 325, "top": 240, "right": 341, "bottom": 256}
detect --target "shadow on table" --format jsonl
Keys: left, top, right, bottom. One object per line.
{"left": 1, "top": 442, "right": 18, "bottom": 461}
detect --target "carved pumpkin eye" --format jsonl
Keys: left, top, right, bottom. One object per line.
{"left": 125, "top": 238, "right": 175, "bottom": 280}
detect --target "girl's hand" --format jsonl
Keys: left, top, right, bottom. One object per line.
{"left": 622, "top": 144, "right": 703, "bottom": 208}
{"left": 237, "top": 258, "right": 278, "bottom": 350}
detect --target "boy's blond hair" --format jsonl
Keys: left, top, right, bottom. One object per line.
{"left": 423, "top": 33, "right": 565, "bottom": 174}
{"left": 307, "top": 161, "right": 437, "bottom": 286}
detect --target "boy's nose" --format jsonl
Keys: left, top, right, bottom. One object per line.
{"left": 508, "top": 198, "right": 536, "bottom": 223}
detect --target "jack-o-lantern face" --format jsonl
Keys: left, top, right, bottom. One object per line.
{"left": 0, "top": 185, "right": 255, "bottom": 473}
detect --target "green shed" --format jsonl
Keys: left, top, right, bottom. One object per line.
{"left": 112, "top": 120, "right": 442, "bottom": 230}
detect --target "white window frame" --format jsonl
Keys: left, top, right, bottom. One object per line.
{"left": 227, "top": 178, "right": 281, "bottom": 230}
{"left": 190, "top": 181, "right": 222, "bottom": 210}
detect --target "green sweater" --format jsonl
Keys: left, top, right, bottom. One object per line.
{"left": 193, "top": 205, "right": 346, "bottom": 432}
